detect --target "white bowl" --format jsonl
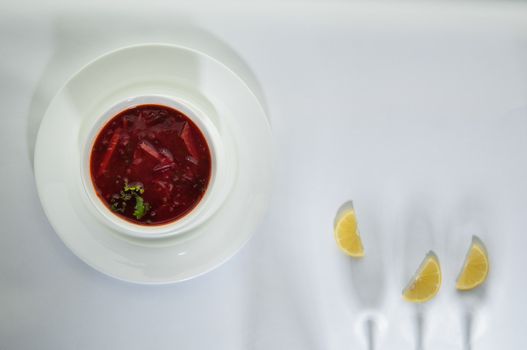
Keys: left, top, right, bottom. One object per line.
{"left": 80, "top": 95, "right": 227, "bottom": 238}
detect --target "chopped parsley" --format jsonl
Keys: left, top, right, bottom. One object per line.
{"left": 110, "top": 200, "right": 126, "bottom": 213}
{"left": 124, "top": 182, "right": 145, "bottom": 194}
{"left": 133, "top": 195, "right": 151, "bottom": 220}
{"left": 110, "top": 181, "right": 151, "bottom": 220}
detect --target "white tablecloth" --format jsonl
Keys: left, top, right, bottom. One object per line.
{"left": 1, "top": 1, "right": 527, "bottom": 348}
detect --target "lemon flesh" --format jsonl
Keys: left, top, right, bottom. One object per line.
{"left": 403, "top": 252, "right": 442, "bottom": 303}
{"left": 334, "top": 210, "right": 364, "bottom": 258}
{"left": 456, "top": 237, "right": 489, "bottom": 291}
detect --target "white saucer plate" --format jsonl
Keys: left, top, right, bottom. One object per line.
{"left": 34, "top": 43, "right": 273, "bottom": 284}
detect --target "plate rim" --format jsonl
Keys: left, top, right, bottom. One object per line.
{"left": 34, "top": 42, "right": 273, "bottom": 284}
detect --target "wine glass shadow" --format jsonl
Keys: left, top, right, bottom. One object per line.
{"left": 336, "top": 201, "right": 386, "bottom": 349}
{"left": 401, "top": 202, "right": 436, "bottom": 350}
{"left": 457, "top": 240, "right": 488, "bottom": 350}
{"left": 458, "top": 242, "right": 489, "bottom": 350}
{"left": 414, "top": 304, "right": 425, "bottom": 350}
{"left": 26, "top": 13, "right": 268, "bottom": 168}
{"left": 445, "top": 197, "right": 492, "bottom": 350}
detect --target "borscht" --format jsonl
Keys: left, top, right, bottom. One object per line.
{"left": 90, "top": 104, "right": 212, "bottom": 225}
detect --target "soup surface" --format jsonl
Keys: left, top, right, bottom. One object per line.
{"left": 90, "top": 104, "right": 212, "bottom": 225}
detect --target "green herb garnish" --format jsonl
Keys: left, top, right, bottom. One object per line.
{"left": 110, "top": 180, "right": 150, "bottom": 220}
{"left": 120, "top": 191, "right": 132, "bottom": 201}
{"left": 110, "top": 200, "right": 126, "bottom": 213}
{"left": 124, "top": 182, "right": 145, "bottom": 194}
{"left": 133, "top": 195, "right": 151, "bottom": 220}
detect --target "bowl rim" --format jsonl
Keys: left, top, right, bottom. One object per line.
{"left": 80, "top": 94, "right": 226, "bottom": 239}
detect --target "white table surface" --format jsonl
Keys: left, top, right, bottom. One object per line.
{"left": 2, "top": 1, "right": 527, "bottom": 349}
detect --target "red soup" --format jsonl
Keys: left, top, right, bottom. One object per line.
{"left": 90, "top": 104, "right": 212, "bottom": 225}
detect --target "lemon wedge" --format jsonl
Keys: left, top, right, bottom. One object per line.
{"left": 334, "top": 209, "right": 364, "bottom": 257}
{"left": 456, "top": 236, "right": 489, "bottom": 291}
{"left": 403, "top": 251, "right": 442, "bottom": 303}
